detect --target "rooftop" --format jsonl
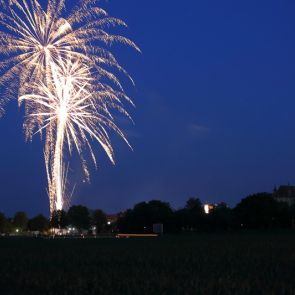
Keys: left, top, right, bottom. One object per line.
{"left": 274, "top": 185, "right": 295, "bottom": 199}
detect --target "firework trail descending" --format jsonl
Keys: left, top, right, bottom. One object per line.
{"left": 20, "top": 59, "right": 132, "bottom": 213}
{"left": 0, "top": 0, "right": 139, "bottom": 214}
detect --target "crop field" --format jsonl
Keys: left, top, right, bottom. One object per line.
{"left": 0, "top": 232, "right": 295, "bottom": 295}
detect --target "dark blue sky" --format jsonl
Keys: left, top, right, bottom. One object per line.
{"left": 1, "top": 0, "right": 295, "bottom": 216}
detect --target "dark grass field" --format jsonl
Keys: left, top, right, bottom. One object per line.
{"left": 1, "top": 232, "right": 295, "bottom": 295}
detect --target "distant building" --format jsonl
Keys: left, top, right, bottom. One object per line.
{"left": 203, "top": 204, "right": 216, "bottom": 214}
{"left": 153, "top": 224, "right": 163, "bottom": 234}
{"left": 273, "top": 185, "right": 295, "bottom": 206}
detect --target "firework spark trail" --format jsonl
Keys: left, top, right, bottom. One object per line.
{"left": 0, "top": 0, "right": 140, "bottom": 112}
{"left": 0, "top": 0, "right": 139, "bottom": 214}
{"left": 20, "top": 59, "right": 133, "bottom": 213}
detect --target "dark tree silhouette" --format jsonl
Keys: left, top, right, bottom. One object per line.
{"left": 173, "top": 208, "right": 189, "bottom": 232}
{"left": 28, "top": 215, "right": 49, "bottom": 232}
{"left": 118, "top": 200, "right": 173, "bottom": 233}
{"left": 50, "top": 210, "right": 69, "bottom": 229}
{"left": 184, "top": 198, "right": 205, "bottom": 230}
{"left": 3, "top": 191, "right": 295, "bottom": 235}
{"left": 207, "top": 202, "right": 233, "bottom": 230}
{"left": 290, "top": 204, "right": 295, "bottom": 228}
{"left": 13, "top": 212, "right": 28, "bottom": 231}
{"left": 185, "top": 198, "right": 203, "bottom": 211}
{"left": 92, "top": 209, "right": 107, "bottom": 233}
{"left": 68, "top": 205, "right": 90, "bottom": 231}
{"left": 234, "top": 193, "right": 287, "bottom": 229}
{"left": 0, "top": 213, "right": 7, "bottom": 233}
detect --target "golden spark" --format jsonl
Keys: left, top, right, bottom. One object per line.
{"left": 20, "top": 59, "right": 133, "bottom": 213}
{"left": 0, "top": 0, "right": 139, "bottom": 111}
{"left": 0, "top": 0, "right": 139, "bottom": 214}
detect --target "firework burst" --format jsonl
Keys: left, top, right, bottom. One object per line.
{"left": 20, "top": 59, "right": 133, "bottom": 213}
{"left": 0, "top": 0, "right": 139, "bottom": 111}
{"left": 0, "top": 0, "right": 139, "bottom": 214}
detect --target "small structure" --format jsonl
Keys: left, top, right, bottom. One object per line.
{"left": 273, "top": 185, "right": 295, "bottom": 206}
{"left": 153, "top": 223, "right": 163, "bottom": 235}
{"left": 203, "top": 204, "right": 216, "bottom": 214}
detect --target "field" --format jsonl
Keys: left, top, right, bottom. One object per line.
{"left": 0, "top": 232, "right": 295, "bottom": 295}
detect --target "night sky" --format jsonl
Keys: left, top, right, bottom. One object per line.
{"left": 0, "top": 0, "right": 295, "bottom": 217}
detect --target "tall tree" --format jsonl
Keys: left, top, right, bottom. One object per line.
{"left": 234, "top": 193, "right": 283, "bottom": 228}
{"left": 28, "top": 215, "right": 49, "bottom": 232}
{"left": 68, "top": 206, "right": 90, "bottom": 231}
{"left": 117, "top": 200, "right": 173, "bottom": 233}
{"left": 50, "top": 210, "right": 68, "bottom": 229}
{"left": 185, "top": 198, "right": 205, "bottom": 230}
{"left": 185, "top": 198, "right": 203, "bottom": 211}
{"left": 207, "top": 203, "right": 233, "bottom": 230}
{"left": 0, "top": 213, "right": 7, "bottom": 233}
{"left": 13, "top": 212, "right": 28, "bottom": 231}
{"left": 92, "top": 209, "right": 107, "bottom": 233}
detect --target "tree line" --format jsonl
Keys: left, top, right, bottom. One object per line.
{"left": 117, "top": 193, "right": 295, "bottom": 233}
{"left": 0, "top": 206, "right": 109, "bottom": 234}
{"left": 1, "top": 192, "right": 295, "bottom": 234}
